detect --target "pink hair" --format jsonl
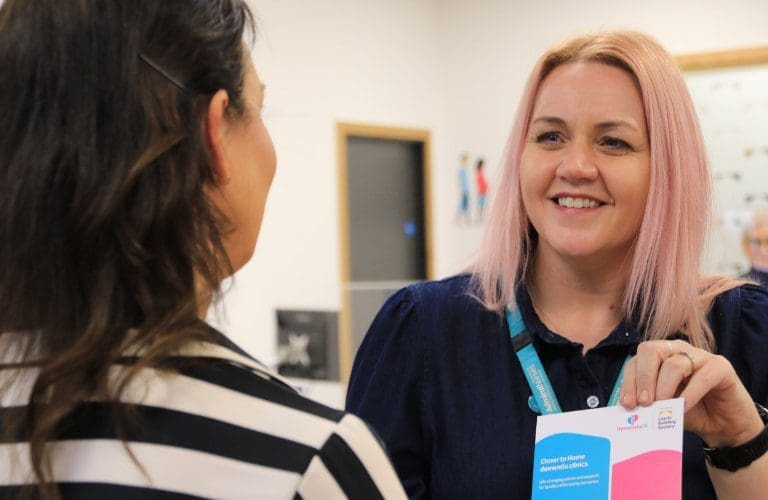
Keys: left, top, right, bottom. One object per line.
{"left": 472, "top": 31, "right": 741, "bottom": 351}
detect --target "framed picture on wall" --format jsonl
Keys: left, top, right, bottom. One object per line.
{"left": 276, "top": 309, "right": 339, "bottom": 381}
{"left": 677, "top": 46, "right": 768, "bottom": 276}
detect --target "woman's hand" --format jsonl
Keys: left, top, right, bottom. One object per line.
{"left": 620, "top": 340, "right": 763, "bottom": 447}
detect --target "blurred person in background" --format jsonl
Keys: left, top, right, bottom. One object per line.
{"left": 743, "top": 208, "right": 768, "bottom": 286}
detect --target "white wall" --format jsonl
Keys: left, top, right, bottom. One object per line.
{"left": 209, "top": 0, "right": 445, "bottom": 365}
{"left": 214, "top": 0, "right": 768, "bottom": 383}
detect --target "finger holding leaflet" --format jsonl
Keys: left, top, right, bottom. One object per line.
{"left": 619, "top": 356, "right": 639, "bottom": 409}
{"left": 654, "top": 352, "right": 695, "bottom": 401}
{"left": 632, "top": 340, "right": 669, "bottom": 405}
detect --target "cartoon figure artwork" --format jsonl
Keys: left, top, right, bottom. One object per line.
{"left": 475, "top": 157, "right": 489, "bottom": 221}
{"left": 455, "top": 153, "right": 491, "bottom": 225}
{"left": 456, "top": 152, "right": 471, "bottom": 224}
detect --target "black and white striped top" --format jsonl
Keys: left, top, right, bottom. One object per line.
{"left": 0, "top": 331, "right": 406, "bottom": 499}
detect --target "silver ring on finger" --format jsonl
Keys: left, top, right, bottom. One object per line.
{"left": 677, "top": 350, "right": 696, "bottom": 372}
{"left": 665, "top": 341, "right": 673, "bottom": 358}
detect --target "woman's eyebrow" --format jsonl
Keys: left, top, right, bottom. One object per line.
{"left": 594, "top": 120, "right": 640, "bottom": 132}
{"left": 530, "top": 116, "right": 566, "bottom": 127}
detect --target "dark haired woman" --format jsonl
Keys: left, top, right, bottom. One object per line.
{"left": 0, "top": 1, "right": 405, "bottom": 498}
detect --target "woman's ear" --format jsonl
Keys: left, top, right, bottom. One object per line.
{"left": 205, "top": 89, "right": 231, "bottom": 185}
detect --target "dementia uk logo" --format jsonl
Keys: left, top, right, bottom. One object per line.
{"left": 656, "top": 407, "right": 679, "bottom": 431}
{"left": 617, "top": 414, "right": 648, "bottom": 432}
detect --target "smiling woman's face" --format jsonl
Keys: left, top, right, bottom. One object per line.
{"left": 519, "top": 61, "right": 651, "bottom": 267}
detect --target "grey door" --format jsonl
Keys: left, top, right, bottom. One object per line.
{"left": 345, "top": 136, "right": 427, "bottom": 353}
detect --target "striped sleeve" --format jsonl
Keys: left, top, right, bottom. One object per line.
{"left": 295, "top": 414, "right": 406, "bottom": 499}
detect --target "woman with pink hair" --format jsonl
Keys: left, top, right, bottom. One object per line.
{"left": 347, "top": 31, "right": 768, "bottom": 499}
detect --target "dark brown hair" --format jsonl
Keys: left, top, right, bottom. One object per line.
{"left": 0, "top": 0, "right": 253, "bottom": 496}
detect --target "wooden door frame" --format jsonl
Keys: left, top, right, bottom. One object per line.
{"left": 675, "top": 45, "right": 768, "bottom": 71}
{"left": 336, "top": 122, "right": 433, "bottom": 383}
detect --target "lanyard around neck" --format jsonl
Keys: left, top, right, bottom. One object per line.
{"left": 505, "top": 304, "right": 632, "bottom": 415}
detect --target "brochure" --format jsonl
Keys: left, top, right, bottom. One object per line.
{"left": 532, "top": 398, "right": 684, "bottom": 500}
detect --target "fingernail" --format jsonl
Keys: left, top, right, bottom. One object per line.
{"left": 621, "top": 393, "right": 631, "bottom": 407}
{"left": 639, "top": 390, "right": 649, "bottom": 404}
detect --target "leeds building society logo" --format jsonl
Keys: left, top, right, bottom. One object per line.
{"left": 656, "top": 407, "right": 678, "bottom": 430}
{"left": 617, "top": 413, "right": 648, "bottom": 432}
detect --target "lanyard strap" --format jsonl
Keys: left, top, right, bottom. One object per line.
{"left": 505, "top": 304, "right": 632, "bottom": 415}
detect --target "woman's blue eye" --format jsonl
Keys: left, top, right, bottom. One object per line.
{"left": 601, "top": 137, "right": 631, "bottom": 150}
{"left": 536, "top": 132, "right": 560, "bottom": 143}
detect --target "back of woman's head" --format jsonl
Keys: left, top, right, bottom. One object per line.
{"left": 474, "top": 31, "right": 725, "bottom": 350}
{"left": 0, "top": 0, "right": 252, "bottom": 338}
{"left": 0, "top": 0, "right": 253, "bottom": 492}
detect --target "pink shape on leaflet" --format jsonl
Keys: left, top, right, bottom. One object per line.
{"left": 611, "top": 449, "right": 682, "bottom": 500}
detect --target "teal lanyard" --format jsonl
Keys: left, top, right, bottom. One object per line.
{"left": 505, "top": 304, "right": 632, "bottom": 415}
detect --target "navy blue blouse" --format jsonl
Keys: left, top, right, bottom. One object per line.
{"left": 346, "top": 274, "right": 768, "bottom": 499}
{"left": 745, "top": 268, "right": 768, "bottom": 287}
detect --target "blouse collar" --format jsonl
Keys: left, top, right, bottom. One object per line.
{"left": 514, "top": 285, "right": 642, "bottom": 350}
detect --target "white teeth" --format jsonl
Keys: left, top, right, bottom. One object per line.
{"left": 557, "top": 197, "right": 599, "bottom": 209}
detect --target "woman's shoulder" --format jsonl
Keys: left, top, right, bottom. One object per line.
{"left": 707, "top": 283, "right": 768, "bottom": 405}
{"left": 123, "top": 335, "right": 349, "bottom": 447}
{"left": 366, "top": 273, "right": 500, "bottom": 355}
{"left": 142, "top": 349, "right": 404, "bottom": 497}
{"left": 354, "top": 274, "right": 477, "bottom": 349}
{"left": 136, "top": 341, "right": 407, "bottom": 495}
{"left": 398, "top": 273, "right": 480, "bottom": 311}
{"left": 708, "top": 283, "right": 768, "bottom": 357}
{"left": 709, "top": 282, "right": 768, "bottom": 324}
{"left": 351, "top": 273, "right": 490, "bottom": 373}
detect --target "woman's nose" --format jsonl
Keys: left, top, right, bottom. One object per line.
{"left": 555, "top": 142, "right": 598, "bottom": 183}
